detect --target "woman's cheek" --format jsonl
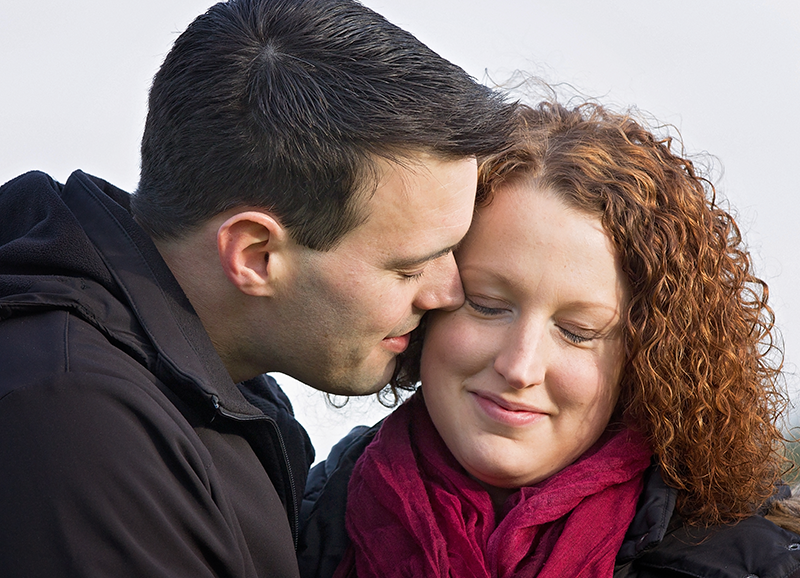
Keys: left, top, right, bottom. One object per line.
{"left": 425, "top": 311, "right": 497, "bottom": 377}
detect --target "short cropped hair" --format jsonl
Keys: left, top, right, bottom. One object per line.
{"left": 132, "top": 0, "right": 517, "bottom": 249}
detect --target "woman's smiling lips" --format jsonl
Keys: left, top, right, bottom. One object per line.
{"left": 470, "top": 391, "right": 548, "bottom": 426}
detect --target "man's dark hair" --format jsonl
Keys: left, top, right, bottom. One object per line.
{"left": 133, "top": 0, "right": 517, "bottom": 250}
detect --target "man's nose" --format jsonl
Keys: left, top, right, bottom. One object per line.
{"left": 412, "top": 252, "right": 464, "bottom": 312}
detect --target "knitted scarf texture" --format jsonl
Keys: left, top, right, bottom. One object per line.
{"left": 336, "top": 392, "right": 651, "bottom": 578}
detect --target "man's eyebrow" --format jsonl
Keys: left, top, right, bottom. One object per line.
{"left": 389, "top": 242, "right": 461, "bottom": 270}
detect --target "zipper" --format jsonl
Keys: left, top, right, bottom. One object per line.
{"left": 213, "top": 397, "right": 300, "bottom": 548}
{"left": 266, "top": 417, "right": 299, "bottom": 549}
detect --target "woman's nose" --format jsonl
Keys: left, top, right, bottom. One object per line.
{"left": 492, "top": 322, "right": 546, "bottom": 389}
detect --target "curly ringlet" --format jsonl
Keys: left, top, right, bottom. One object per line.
{"left": 393, "top": 99, "right": 787, "bottom": 526}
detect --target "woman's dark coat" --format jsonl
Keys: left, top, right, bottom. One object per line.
{"left": 298, "top": 424, "right": 800, "bottom": 578}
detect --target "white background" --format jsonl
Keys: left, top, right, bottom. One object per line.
{"left": 2, "top": 1, "right": 798, "bottom": 462}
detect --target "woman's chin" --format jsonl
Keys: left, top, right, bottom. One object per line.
{"left": 465, "top": 462, "right": 539, "bottom": 494}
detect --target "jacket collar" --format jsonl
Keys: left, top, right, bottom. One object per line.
{"left": 60, "top": 170, "right": 263, "bottom": 418}
{"left": 617, "top": 462, "right": 678, "bottom": 563}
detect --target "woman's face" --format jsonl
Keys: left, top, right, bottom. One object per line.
{"left": 420, "top": 183, "right": 629, "bottom": 491}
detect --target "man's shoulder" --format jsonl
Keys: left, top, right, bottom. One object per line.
{"left": 0, "top": 309, "right": 211, "bottom": 503}
{"left": 0, "top": 169, "right": 60, "bottom": 195}
{"left": 0, "top": 364, "right": 272, "bottom": 577}
{"left": 0, "top": 307, "right": 205, "bottom": 475}
{"left": 0, "top": 310, "right": 306, "bottom": 578}
{"left": 0, "top": 307, "right": 156, "bottom": 395}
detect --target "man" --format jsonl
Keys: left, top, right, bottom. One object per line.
{"left": 0, "top": 0, "right": 516, "bottom": 576}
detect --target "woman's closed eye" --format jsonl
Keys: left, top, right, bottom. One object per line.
{"left": 466, "top": 298, "right": 508, "bottom": 317}
{"left": 558, "top": 325, "right": 594, "bottom": 344}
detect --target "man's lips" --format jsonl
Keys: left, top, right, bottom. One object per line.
{"left": 382, "top": 331, "right": 412, "bottom": 354}
{"left": 470, "top": 391, "right": 547, "bottom": 426}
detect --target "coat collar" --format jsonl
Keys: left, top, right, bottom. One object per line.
{"left": 60, "top": 170, "right": 263, "bottom": 418}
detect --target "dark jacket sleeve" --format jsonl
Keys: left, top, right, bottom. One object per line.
{"left": 0, "top": 370, "right": 256, "bottom": 577}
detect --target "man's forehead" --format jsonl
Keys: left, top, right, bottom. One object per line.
{"left": 335, "top": 155, "right": 476, "bottom": 263}
{"left": 362, "top": 150, "right": 475, "bottom": 195}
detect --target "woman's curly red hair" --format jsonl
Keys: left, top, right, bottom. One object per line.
{"left": 465, "top": 100, "right": 786, "bottom": 525}
{"left": 391, "top": 100, "right": 787, "bottom": 524}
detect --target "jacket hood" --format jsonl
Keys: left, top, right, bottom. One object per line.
{"left": 0, "top": 170, "right": 262, "bottom": 418}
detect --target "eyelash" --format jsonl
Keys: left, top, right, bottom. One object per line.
{"left": 468, "top": 299, "right": 597, "bottom": 344}
{"left": 559, "top": 327, "right": 592, "bottom": 344}
{"left": 467, "top": 299, "right": 505, "bottom": 316}
{"left": 402, "top": 270, "right": 425, "bottom": 281}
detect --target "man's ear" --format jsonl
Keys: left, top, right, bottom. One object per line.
{"left": 216, "top": 211, "right": 291, "bottom": 297}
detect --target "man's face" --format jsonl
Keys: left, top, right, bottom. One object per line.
{"left": 271, "top": 153, "right": 477, "bottom": 395}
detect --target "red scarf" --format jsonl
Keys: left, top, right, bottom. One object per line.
{"left": 335, "top": 392, "right": 651, "bottom": 578}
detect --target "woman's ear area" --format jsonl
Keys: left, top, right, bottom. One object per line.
{"left": 216, "top": 210, "right": 291, "bottom": 297}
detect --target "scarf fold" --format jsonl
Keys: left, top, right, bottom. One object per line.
{"left": 336, "top": 391, "right": 651, "bottom": 578}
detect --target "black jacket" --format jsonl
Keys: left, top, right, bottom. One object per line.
{"left": 299, "top": 424, "right": 800, "bottom": 578}
{"left": 0, "top": 171, "right": 314, "bottom": 577}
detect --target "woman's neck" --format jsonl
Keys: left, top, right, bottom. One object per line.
{"left": 476, "top": 480, "right": 518, "bottom": 523}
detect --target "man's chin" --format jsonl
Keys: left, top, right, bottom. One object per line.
{"left": 328, "top": 360, "right": 397, "bottom": 397}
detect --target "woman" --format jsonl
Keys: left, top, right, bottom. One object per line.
{"left": 298, "top": 101, "right": 799, "bottom": 577}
